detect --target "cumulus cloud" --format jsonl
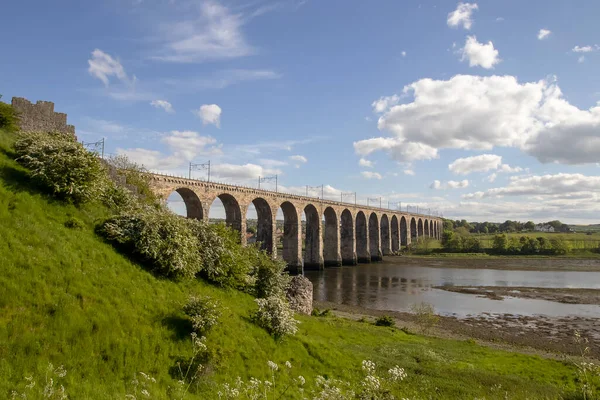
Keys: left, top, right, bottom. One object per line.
{"left": 361, "top": 171, "right": 383, "bottom": 180}
{"left": 153, "top": 1, "right": 254, "bottom": 63}
{"left": 463, "top": 173, "right": 600, "bottom": 199}
{"left": 359, "top": 158, "right": 374, "bottom": 167}
{"left": 150, "top": 100, "right": 174, "bottom": 113}
{"left": 212, "top": 163, "right": 280, "bottom": 181}
{"left": 486, "top": 173, "right": 497, "bottom": 182}
{"left": 537, "top": 29, "right": 551, "bottom": 40}
{"left": 449, "top": 154, "right": 502, "bottom": 175}
{"left": 431, "top": 179, "right": 469, "bottom": 189}
{"left": 88, "top": 49, "right": 129, "bottom": 85}
{"left": 447, "top": 2, "right": 478, "bottom": 30}
{"left": 404, "top": 168, "right": 415, "bottom": 176}
{"left": 354, "top": 75, "right": 600, "bottom": 165}
{"left": 195, "top": 104, "right": 222, "bottom": 127}
{"left": 572, "top": 45, "right": 598, "bottom": 53}
{"left": 460, "top": 36, "right": 501, "bottom": 69}
{"left": 372, "top": 95, "right": 400, "bottom": 113}
{"left": 289, "top": 155, "right": 307, "bottom": 163}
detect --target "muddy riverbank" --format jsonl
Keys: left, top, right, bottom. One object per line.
{"left": 388, "top": 256, "right": 600, "bottom": 272}
{"left": 316, "top": 300, "right": 600, "bottom": 358}
{"left": 434, "top": 286, "right": 600, "bottom": 304}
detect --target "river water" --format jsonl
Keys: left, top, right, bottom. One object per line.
{"left": 303, "top": 262, "right": 600, "bottom": 318}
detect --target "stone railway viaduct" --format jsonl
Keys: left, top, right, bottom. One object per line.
{"left": 150, "top": 174, "right": 442, "bottom": 271}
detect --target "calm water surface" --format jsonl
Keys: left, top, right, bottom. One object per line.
{"left": 303, "top": 263, "right": 600, "bottom": 318}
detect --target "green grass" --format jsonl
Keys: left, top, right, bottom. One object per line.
{"left": 0, "top": 129, "right": 592, "bottom": 399}
{"left": 475, "top": 232, "right": 600, "bottom": 251}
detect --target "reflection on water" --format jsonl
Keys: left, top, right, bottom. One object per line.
{"left": 304, "top": 264, "right": 600, "bottom": 318}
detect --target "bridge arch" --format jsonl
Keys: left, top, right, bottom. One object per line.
{"left": 279, "top": 201, "right": 301, "bottom": 269}
{"left": 340, "top": 209, "right": 356, "bottom": 265}
{"left": 380, "top": 214, "right": 391, "bottom": 256}
{"left": 410, "top": 217, "right": 417, "bottom": 241}
{"left": 323, "top": 207, "right": 341, "bottom": 267}
{"left": 400, "top": 216, "right": 408, "bottom": 246}
{"left": 248, "top": 197, "right": 273, "bottom": 253}
{"left": 430, "top": 220, "right": 434, "bottom": 238}
{"left": 303, "top": 203, "right": 323, "bottom": 270}
{"left": 355, "top": 211, "right": 369, "bottom": 263}
{"left": 418, "top": 218, "right": 424, "bottom": 238}
{"left": 209, "top": 193, "right": 243, "bottom": 235}
{"left": 391, "top": 215, "right": 400, "bottom": 253}
{"left": 424, "top": 219, "right": 430, "bottom": 237}
{"left": 369, "top": 212, "right": 382, "bottom": 261}
{"left": 170, "top": 187, "right": 204, "bottom": 220}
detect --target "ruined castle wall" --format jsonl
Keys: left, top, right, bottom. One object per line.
{"left": 11, "top": 97, "right": 76, "bottom": 136}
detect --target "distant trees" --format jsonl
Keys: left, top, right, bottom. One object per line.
{"left": 443, "top": 218, "right": 571, "bottom": 234}
{"left": 490, "top": 234, "right": 571, "bottom": 255}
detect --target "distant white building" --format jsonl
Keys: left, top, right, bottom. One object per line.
{"left": 535, "top": 224, "right": 555, "bottom": 232}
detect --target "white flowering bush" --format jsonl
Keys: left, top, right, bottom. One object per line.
{"left": 252, "top": 296, "right": 299, "bottom": 338}
{"left": 183, "top": 295, "right": 221, "bottom": 334}
{"left": 253, "top": 253, "right": 290, "bottom": 298}
{"left": 15, "top": 131, "right": 107, "bottom": 204}
{"left": 572, "top": 331, "right": 600, "bottom": 400}
{"left": 10, "top": 362, "right": 68, "bottom": 399}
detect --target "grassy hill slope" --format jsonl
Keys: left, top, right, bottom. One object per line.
{"left": 0, "top": 130, "right": 587, "bottom": 399}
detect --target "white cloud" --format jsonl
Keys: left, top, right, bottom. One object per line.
{"left": 88, "top": 49, "right": 129, "bottom": 85}
{"left": 449, "top": 154, "right": 502, "bottom": 175}
{"left": 486, "top": 173, "right": 497, "bottom": 182}
{"left": 289, "top": 155, "right": 307, "bottom": 163}
{"left": 404, "top": 169, "right": 415, "bottom": 176}
{"left": 150, "top": 100, "right": 174, "bottom": 113}
{"left": 164, "top": 69, "right": 281, "bottom": 91}
{"left": 372, "top": 95, "right": 400, "bottom": 113}
{"left": 401, "top": 51, "right": 407, "bottom": 57}
{"left": 356, "top": 75, "right": 600, "bottom": 165}
{"left": 463, "top": 173, "right": 600, "bottom": 199}
{"left": 212, "top": 163, "right": 280, "bottom": 181}
{"left": 572, "top": 45, "right": 598, "bottom": 53}
{"left": 447, "top": 2, "right": 478, "bottom": 30}
{"left": 359, "top": 158, "right": 374, "bottom": 168}
{"left": 498, "top": 164, "right": 523, "bottom": 173}
{"left": 361, "top": 171, "right": 383, "bottom": 180}
{"left": 431, "top": 179, "right": 469, "bottom": 189}
{"left": 259, "top": 158, "right": 288, "bottom": 168}
{"left": 153, "top": 1, "right": 254, "bottom": 63}
{"left": 195, "top": 104, "right": 222, "bottom": 127}
{"left": 537, "top": 29, "right": 551, "bottom": 40}
{"left": 460, "top": 36, "right": 501, "bottom": 69}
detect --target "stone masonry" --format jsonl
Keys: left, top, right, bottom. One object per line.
{"left": 11, "top": 97, "right": 76, "bottom": 136}
{"left": 149, "top": 173, "right": 443, "bottom": 272}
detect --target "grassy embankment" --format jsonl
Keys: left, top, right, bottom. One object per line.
{"left": 0, "top": 129, "right": 593, "bottom": 399}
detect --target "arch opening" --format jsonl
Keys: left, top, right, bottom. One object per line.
{"left": 369, "top": 212, "right": 382, "bottom": 261}
{"left": 355, "top": 211, "right": 369, "bottom": 263}
{"left": 246, "top": 198, "right": 273, "bottom": 253}
{"left": 410, "top": 217, "right": 417, "bottom": 241}
{"left": 430, "top": 220, "right": 435, "bottom": 238}
{"left": 209, "top": 193, "right": 243, "bottom": 235}
{"left": 323, "top": 207, "right": 341, "bottom": 267}
{"left": 400, "top": 216, "right": 408, "bottom": 247}
{"left": 418, "top": 218, "right": 424, "bottom": 238}
{"left": 277, "top": 201, "right": 301, "bottom": 271}
{"left": 424, "top": 219, "right": 430, "bottom": 237}
{"left": 341, "top": 209, "right": 356, "bottom": 265}
{"left": 167, "top": 188, "right": 203, "bottom": 220}
{"left": 381, "top": 214, "right": 391, "bottom": 256}
{"left": 391, "top": 215, "right": 399, "bottom": 253}
{"left": 303, "top": 204, "right": 323, "bottom": 270}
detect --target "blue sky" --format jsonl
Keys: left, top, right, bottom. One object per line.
{"left": 2, "top": 0, "right": 600, "bottom": 223}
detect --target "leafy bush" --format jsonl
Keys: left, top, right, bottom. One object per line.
{"left": 104, "top": 154, "right": 160, "bottom": 208}
{"left": 183, "top": 296, "right": 221, "bottom": 335}
{"left": 311, "top": 308, "right": 332, "bottom": 317}
{"left": 410, "top": 302, "right": 439, "bottom": 333}
{"left": 550, "top": 238, "right": 571, "bottom": 255}
{"left": 492, "top": 234, "right": 508, "bottom": 253}
{"left": 0, "top": 97, "right": 19, "bottom": 132}
{"left": 253, "top": 252, "right": 289, "bottom": 298}
{"left": 252, "top": 296, "right": 299, "bottom": 338}
{"left": 15, "top": 131, "right": 107, "bottom": 204}
{"left": 374, "top": 315, "right": 395, "bottom": 327}
{"left": 97, "top": 208, "right": 204, "bottom": 279}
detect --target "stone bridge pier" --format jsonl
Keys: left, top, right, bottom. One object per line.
{"left": 149, "top": 174, "right": 443, "bottom": 272}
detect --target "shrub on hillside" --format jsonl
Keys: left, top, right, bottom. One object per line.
{"left": 253, "top": 296, "right": 299, "bottom": 338}
{"left": 183, "top": 296, "right": 221, "bottom": 335}
{"left": 0, "top": 97, "right": 19, "bottom": 132}
{"left": 375, "top": 315, "right": 395, "bottom": 327}
{"left": 253, "top": 253, "right": 290, "bottom": 298}
{"left": 15, "top": 131, "right": 107, "bottom": 204}
{"left": 105, "top": 154, "right": 161, "bottom": 208}
{"left": 492, "top": 234, "right": 508, "bottom": 253}
{"left": 97, "top": 208, "right": 204, "bottom": 279}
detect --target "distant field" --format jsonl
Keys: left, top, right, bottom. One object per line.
{"left": 474, "top": 232, "right": 600, "bottom": 250}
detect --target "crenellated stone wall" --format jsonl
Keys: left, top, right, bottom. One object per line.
{"left": 11, "top": 97, "right": 75, "bottom": 136}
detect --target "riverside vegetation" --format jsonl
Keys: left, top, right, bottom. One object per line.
{"left": 0, "top": 101, "right": 599, "bottom": 398}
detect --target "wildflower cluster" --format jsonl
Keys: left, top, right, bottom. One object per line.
{"left": 252, "top": 296, "right": 299, "bottom": 338}
{"left": 11, "top": 362, "right": 68, "bottom": 400}
{"left": 126, "top": 371, "right": 157, "bottom": 399}
{"left": 183, "top": 295, "right": 221, "bottom": 334}
{"left": 572, "top": 331, "right": 600, "bottom": 400}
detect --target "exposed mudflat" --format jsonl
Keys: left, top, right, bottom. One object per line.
{"left": 388, "top": 256, "right": 600, "bottom": 272}
{"left": 435, "top": 286, "right": 600, "bottom": 305}
{"left": 316, "top": 300, "right": 600, "bottom": 358}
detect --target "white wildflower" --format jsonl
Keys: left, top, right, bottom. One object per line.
{"left": 388, "top": 365, "right": 407, "bottom": 382}
{"left": 267, "top": 360, "right": 279, "bottom": 371}
{"left": 361, "top": 360, "right": 376, "bottom": 375}
{"left": 285, "top": 361, "right": 292, "bottom": 369}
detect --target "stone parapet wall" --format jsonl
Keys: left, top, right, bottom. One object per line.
{"left": 11, "top": 97, "right": 75, "bottom": 136}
